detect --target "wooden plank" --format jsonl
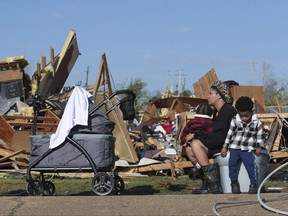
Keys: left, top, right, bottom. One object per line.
{"left": 137, "top": 161, "right": 193, "bottom": 173}
{"left": 93, "top": 53, "right": 113, "bottom": 98}
{"left": 0, "top": 147, "right": 27, "bottom": 157}
{"left": 45, "top": 30, "right": 79, "bottom": 95}
{"left": 95, "top": 93, "right": 139, "bottom": 163}
{"left": 230, "top": 86, "right": 265, "bottom": 112}
{"left": 270, "top": 151, "right": 288, "bottom": 159}
{"left": 174, "top": 161, "right": 193, "bottom": 168}
{"left": 170, "top": 162, "right": 176, "bottom": 179}
{"left": 91, "top": 54, "right": 138, "bottom": 163}
{"left": 0, "top": 150, "right": 25, "bottom": 163}
{"left": 193, "top": 68, "right": 218, "bottom": 98}
{"left": 2, "top": 115, "right": 58, "bottom": 121}
{"left": 271, "top": 130, "right": 282, "bottom": 152}
{"left": 0, "top": 115, "right": 14, "bottom": 147}
{"left": 265, "top": 119, "right": 280, "bottom": 152}
{"left": 257, "top": 113, "right": 288, "bottom": 118}
{"left": 4, "top": 122, "right": 58, "bottom": 128}
{"left": 0, "top": 110, "right": 59, "bottom": 152}
{"left": 0, "top": 148, "right": 28, "bottom": 167}
{"left": 0, "top": 70, "right": 23, "bottom": 82}
{"left": 0, "top": 162, "right": 19, "bottom": 170}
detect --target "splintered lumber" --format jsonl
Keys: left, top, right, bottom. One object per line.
{"left": 91, "top": 53, "right": 138, "bottom": 163}
{"left": 0, "top": 148, "right": 29, "bottom": 167}
{"left": 0, "top": 56, "right": 28, "bottom": 69}
{"left": 36, "top": 30, "right": 79, "bottom": 96}
{"left": 0, "top": 162, "right": 19, "bottom": 170}
{"left": 0, "top": 150, "right": 25, "bottom": 163}
{"left": 137, "top": 161, "right": 193, "bottom": 178}
{"left": 256, "top": 113, "right": 288, "bottom": 160}
{"left": 0, "top": 109, "right": 59, "bottom": 152}
{"left": 0, "top": 56, "right": 28, "bottom": 83}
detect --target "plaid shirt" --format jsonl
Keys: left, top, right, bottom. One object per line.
{"left": 181, "top": 114, "right": 214, "bottom": 145}
{"left": 223, "top": 113, "right": 265, "bottom": 151}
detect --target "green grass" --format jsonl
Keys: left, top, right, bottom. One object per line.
{"left": 0, "top": 173, "right": 199, "bottom": 196}
{"left": 0, "top": 173, "right": 287, "bottom": 196}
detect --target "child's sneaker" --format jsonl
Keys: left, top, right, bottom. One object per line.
{"left": 231, "top": 182, "right": 241, "bottom": 194}
{"left": 248, "top": 183, "right": 257, "bottom": 194}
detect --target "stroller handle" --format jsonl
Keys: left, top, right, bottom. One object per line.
{"left": 89, "top": 89, "right": 136, "bottom": 119}
{"left": 111, "top": 89, "right": 136, "bottom": 99}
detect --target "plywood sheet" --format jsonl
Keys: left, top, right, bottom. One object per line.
{"left": 94, "top": 93, "right": 139, "bottom": 163}
{"left": 230, "top": 85, "right": 265, "bottom": 112}
{"left": 38, "top": 30, "right": 80, "bottom": 95}
{"left": 193, "top": 68, "right": 218, "bottom": 98}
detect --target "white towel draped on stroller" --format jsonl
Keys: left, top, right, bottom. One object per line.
{"left": 49, "top": 86, "right": 93, "bottom": 149}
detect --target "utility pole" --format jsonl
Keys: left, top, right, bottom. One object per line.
{"left": 85, "top": 66, "right": 90, "bottom": 86}
{"left": 176, "top": 69, "right": 186, "bottom": 96}
{"left": 247, "top": 61, "right": 257, "bottom": 85}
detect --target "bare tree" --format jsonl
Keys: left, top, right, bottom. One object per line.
{"left": 262, "top": 62, "right": 288, "bottom": 107}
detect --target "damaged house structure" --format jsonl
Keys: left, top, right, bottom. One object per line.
{"left": 0, "top": 30, "right": 287, "bottom": 179}
{"left": 0, "top": 30, "right": 80, "bottom": 167}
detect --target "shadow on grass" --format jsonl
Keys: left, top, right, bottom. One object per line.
{"left": 0, "top": 189, "right": 28, "bottom": 196}
{"left": 167, "top": 184, "right": 188, "bottom": 192}
{"left": 70, "top": 185, "right": 160, "bottom": 196}
{"left": 121, "top": 185, "right": 160, "bottom": 195}
{"left": 69, "top": 184, "right": 192, "bottom": 196}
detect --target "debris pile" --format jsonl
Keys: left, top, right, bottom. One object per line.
{"left": 0, "top": 30, "right": 287, "bottom": 178}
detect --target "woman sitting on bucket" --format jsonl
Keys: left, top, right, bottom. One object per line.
{"left": 183, "top": 80, "right": 237, "bottom": 194}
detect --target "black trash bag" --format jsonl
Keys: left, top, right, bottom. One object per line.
{"left": 119, "top": 93, "right": 136, "bottom": 120}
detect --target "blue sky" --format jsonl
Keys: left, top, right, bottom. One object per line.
{"left": 2, "top": 0, "right": 288, "bottom": 95}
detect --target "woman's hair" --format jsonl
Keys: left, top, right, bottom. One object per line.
{"left": 211, "top": 80, "right": 233, "bottom": 104}
{"left": 235, "top": 96, "right": 254, "bottom": 112}
{"left": 196, "top": 104, "right": 213, "bottom": 116}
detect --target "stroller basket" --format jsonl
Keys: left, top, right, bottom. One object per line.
{"left": 29, "top": 134, "right": 115, "bottom": 169}
{"left": 26, "top": 88, "right": 135, "bottom": 196}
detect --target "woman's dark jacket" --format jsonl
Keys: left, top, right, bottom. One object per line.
{"left": 197, "top": 103, "right": 237, "bottom": 157}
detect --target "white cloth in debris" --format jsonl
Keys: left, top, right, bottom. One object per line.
{"left": 154, "top": 124, "right": 166, "bottom": 135}
{"left": 49, "top": 86, "right": 93, "bottom": 149}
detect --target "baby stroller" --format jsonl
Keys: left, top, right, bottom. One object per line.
{"left": 26, "top": 87, "right": 136, "bottom": 196}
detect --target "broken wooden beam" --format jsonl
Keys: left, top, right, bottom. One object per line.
{"left": 0, "top": 150, "right": 25, "bottom": 163}
{"left": 136, "top": 161, "right": 193, "bottom": 173}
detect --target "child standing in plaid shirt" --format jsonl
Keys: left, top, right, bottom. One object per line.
{"left": 221, "top": 96, "right": 265, "bottom": 194}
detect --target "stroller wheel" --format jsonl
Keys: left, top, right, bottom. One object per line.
{"left": 42, "top": 181, "right": 56, "bottom": 196}
{"left": 113, "top": 175, "right": 125, "bottom": 195}
{"left": 26, "top": 180, "right": 43, "bottom": 196}
{"left": 92, "top": 172, "right": 114, "bottom": 196}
